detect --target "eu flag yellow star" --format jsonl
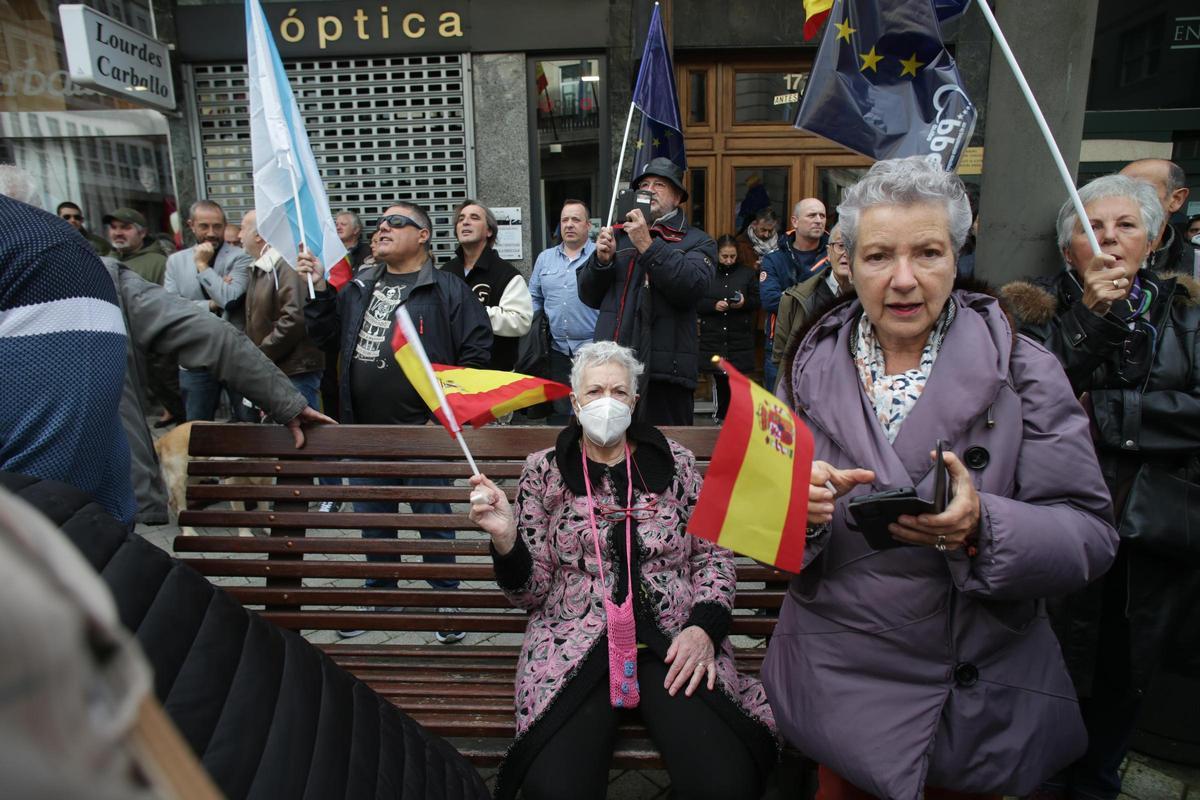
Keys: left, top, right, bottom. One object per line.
{"left": 652, "top": 137, "right": 661, "bottom": 147}
{"left": 899, "top": 52, "right": 925, "bottom": 78}
{"left": 859, "top": 46, "right": 883, "bottom": 73}
{"left": 834, "top": 18, "right": 856, "bottom": 43}
{"left": 634, "top": 139, "right": 644, "bottom": 150}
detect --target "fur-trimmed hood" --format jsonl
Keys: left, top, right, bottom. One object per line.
{"left": 999, "top": 270, "right": 1200, "bottom": 327}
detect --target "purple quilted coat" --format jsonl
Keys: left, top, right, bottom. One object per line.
{"left": 763, "top": 290, "right": 1119, "bottom": 799}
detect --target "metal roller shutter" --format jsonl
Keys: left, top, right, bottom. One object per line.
{"left": 189, "top": 54, "right": 474, "bottom": 261}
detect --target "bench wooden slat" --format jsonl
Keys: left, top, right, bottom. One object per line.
{"left": 182, "top": 560, "right": 498, "bottom": 580}
{"left": 178, "top": 510, "right": 475, "bottom": 529}
{"left": 448, "top": 739, "right": 663, "bottom": 770}
{"left": 175, "top": 537, "right": 492, "bottom": 556}
{"left": 187, "top": 485, "right": 518, "bottom": 503}
{"left": 189, "top": 461, "right": 527, "bottom": 479}
{"left": 225, "top": 586, "right": 783, "bottom": 609}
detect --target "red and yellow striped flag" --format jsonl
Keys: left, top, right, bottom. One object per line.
{"left": 390, "top": 306, "right": 570, "bottom": 433}
{"left": 687, "top": 358, "right": 814, "bottom": 572}
{"left": 803, "top": 0, "right": 834, "bottom": 40}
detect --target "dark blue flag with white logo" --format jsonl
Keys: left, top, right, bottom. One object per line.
{"left": 795, "top": 0, "right": 976, "bottom": 169}
{"left": 631, "top": 3, "right": 685, "bottom": 174}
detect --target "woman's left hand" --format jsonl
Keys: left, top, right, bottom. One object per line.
{"left": 664, "top": 625, "right": 716, "bottom": 697}
{"left": 889, "top": 450, "right": 981, "bottom": 552}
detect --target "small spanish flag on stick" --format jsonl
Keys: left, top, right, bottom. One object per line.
{"left": 687, "top": 357, "right": 814, "bottom": 573}
{"left": 390, "top": 305, "right": 571, "bottom": 471}
{"left": 802, "top": 0, "right": 833, "bottom": 40}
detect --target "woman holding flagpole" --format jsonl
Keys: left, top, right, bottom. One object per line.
{"left": 764, "top": 157, "right": 1119, "bottom": 800}
{"left": 467, "top": 340, "right": 775, "bottom": 800}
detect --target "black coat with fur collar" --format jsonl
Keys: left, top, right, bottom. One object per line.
{"left": 1001, "top": 269, "right": 1200, "bottom": 691}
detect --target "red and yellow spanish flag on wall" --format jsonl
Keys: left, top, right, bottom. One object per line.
{"left": 687, "top": 358, "right": 814, "bottom": 573}
{"left": 390, "top": 305, "right": 570, "bottom": 433}
{"left": 803, "top": 0, "right": 834, "bottom": 40}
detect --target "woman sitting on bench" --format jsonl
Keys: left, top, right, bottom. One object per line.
{"left": 468, "top": 341, "right": 776, "bottom": 800}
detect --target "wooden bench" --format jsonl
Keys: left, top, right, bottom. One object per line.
{"left": 174, "top": 424, "right": 786, "bottom": 769}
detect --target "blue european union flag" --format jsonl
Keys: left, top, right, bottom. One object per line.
{"left": 796, "top": 0, "right": 976, "bottom": 169}
{"left": 631, "top": 4, "right": 685, "bottom": 174}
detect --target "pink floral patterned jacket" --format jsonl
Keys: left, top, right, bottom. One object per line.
{"left": 499, "top": 435, "right": 776, "bottom": 738}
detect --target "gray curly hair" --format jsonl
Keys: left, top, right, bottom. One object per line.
{"left": 570, "top": 341, "right": 645, "bottom": 394}
{"left": 1055, "top": 174, "right": 1165, "bottom": 251}
{"left": 837, "top": 156, "right": 972, "bottom": 263}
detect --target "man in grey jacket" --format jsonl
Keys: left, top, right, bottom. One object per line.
{"left": 107, "top": 258, "right": 334, "bottom": 524}
{"left": 163, "top": 199, "right": 254, "bottom": 420}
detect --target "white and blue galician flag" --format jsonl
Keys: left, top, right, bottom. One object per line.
{"left": 245, "top": 0, "right": 346, "bottom": 286}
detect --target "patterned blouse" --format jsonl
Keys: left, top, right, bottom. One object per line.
{"left": 852, "top": 302, "right": 956, "bottom": 443}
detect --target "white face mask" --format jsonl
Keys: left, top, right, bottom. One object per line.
{"left": 575, "top": 396, "right": 633, "bottom": 447}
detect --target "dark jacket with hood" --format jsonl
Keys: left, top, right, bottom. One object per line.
{"left": 1148, "top": 223, "right": 1200, "bottom": 279}
{"left": 2, "top": 471, "right": 490, "bottom": 800}
{"left": 1001, "top": 269, "right": 1200, "bottom": 691}
{"left": 304, "top": 258, "right": 492, "bottom": 423}
{"left": 577, "top": 210, "right": 716, "bottom": 390}
{"left": 698, "top": 259, "right": 760, "bottom": 373}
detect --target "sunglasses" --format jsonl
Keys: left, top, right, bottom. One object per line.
{"left": 60, "top": 213, "right": 83, "bottom": 221}
{"left": 375, "top": 213, "right": 426, "bottom": 231}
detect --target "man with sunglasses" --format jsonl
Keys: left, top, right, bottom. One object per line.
{"left": 56, "top": 201, "right": 111, "bottom": 257}
{"left": 298, "top": 202, "right": 491, "bottom": 643}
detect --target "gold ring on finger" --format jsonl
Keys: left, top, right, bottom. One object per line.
{"left": 1113, "top": 279, "right": 1121, "bottom": 288}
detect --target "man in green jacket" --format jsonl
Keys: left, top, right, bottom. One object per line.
{"left": 104, "top": 207, "right": 167, "bottom": 285}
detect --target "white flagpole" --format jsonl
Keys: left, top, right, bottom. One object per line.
{"left": 973, "top": 0, "right": 1101, "bottom": 257}
{"left": 285, "top": 151, "right": 316, "bottom": 299}
{"left": 606, "top": 100, "right": 638, "bottom": 228}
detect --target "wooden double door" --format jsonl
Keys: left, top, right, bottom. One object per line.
{"left": 675, "top": 56, "right": 872, "bottom": 238}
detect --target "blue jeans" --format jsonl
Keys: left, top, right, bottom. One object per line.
{"left": 289, "top": 371, "right": 322, "bottom": 410}
{"left": 352, "top": 476, "right": 458, "bottom": 590}
{"left": 179, "top": 368, "right": 221, "bottom": 421}
{"left": 763, "top": 342, "right": 777, "bottom": 394}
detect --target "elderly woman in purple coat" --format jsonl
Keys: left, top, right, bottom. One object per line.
{"left": 467, "top": 341, "right": 776, "bottom": 800}
{"left": 764, "top": 157, "right": 1119, "bottom": 800}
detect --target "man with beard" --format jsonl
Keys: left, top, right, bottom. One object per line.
{"left": 759, "top": 197, "right": 827, "bottom": 391}
{"left": 57, "top": 201, "right": 111, "bottom": 256}
{"left": 163, "top": 200, "right": 253, "bottom": 420}
{"left": 735, "top": 207, "right": 780, "bottom": 269}
{"left": 578, "top": 157, "right": 716, "bottom": 425}
{"left": 104, "top": 208, "right": 166, "bottom": 284}
{"left": 441, "top": 199, "right": 532, "bottom": 371}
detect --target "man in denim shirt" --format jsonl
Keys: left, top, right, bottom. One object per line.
{"left": 529, "top": 199, "right": 598, "bottom": 422}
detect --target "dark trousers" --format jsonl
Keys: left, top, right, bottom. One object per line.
{"left": 179, "top": 368, "right": 222, "bottom": 421}
{"left": 1045, "top": 582, "right": 1141, "bottom": 800}
{"left": 639, "top": 380, "right": 694, "bottom": 426}
{"left": 547, "top": 348, "right": 574, "bottom": 425}
{"left": 816, "top": 766, "right": 1000, "bottom": 800}
{"left": 351, "top": 475, "right": 458, "bottom": 590}
{"left": 522, "top": 651, "right": 761, "bottom": 800}
{"left": 146, "top": 351, "right": 184, "bottom": 420}
{"left": 712, "top": 371, "right": 731, "bottom": 420}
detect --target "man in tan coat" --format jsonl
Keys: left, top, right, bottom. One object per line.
{"left": 239, "top": 210, "right": 326, "bottom": 411}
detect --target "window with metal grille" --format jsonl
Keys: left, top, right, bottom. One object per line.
{"left": 189, "top": 54, "right": 474, "bottom": 262}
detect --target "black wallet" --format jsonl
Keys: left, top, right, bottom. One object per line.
{"left": 847, "top": 441, "right": 948, "bottom": 550}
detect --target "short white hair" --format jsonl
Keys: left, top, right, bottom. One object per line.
{"left": 1056, "top": 174, "right": 1165, "bottom": 251}
{"left": 570, "top": 341, "right": 644, "bottom": 394}
{"left": 837, "top": 156, "right": 971, "bottom": 262}
{"left": 0, "top": 164, "right": 40, "bottom": 206}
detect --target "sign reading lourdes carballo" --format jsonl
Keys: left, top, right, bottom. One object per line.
{"left": 59, "top": 4, "right": 175, "bottom": 111}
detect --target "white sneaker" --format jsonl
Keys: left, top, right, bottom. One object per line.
{"left": 337, "top": 605, "right": 369, "bottom": 638}
{"left": 318, "top": 500, "right": 342, "bottom": 513}
{"left": 435, "top": 607, "right": 466, "bottom": 644}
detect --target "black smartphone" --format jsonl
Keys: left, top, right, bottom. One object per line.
{"left": 614, "top": 189, "right": 653, "bottom": 224}
{"left": 847, "top": 440, "right": 948, "bottom": 550}
{"left": 725, "top": 291, "right": 743, "bottom": 305}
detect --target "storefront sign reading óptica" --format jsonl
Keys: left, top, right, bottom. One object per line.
{"left": 58, "top": 5, "right": 175, "bottom": 111}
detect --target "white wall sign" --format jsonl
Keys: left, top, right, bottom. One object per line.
{"left": 493, "top": 206, "right": 523, "bottom": 262}
{"left": 58, "top": 4, "right": 175, "bottom": 111}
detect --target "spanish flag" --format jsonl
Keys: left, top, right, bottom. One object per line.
{"left": 391, "top": 305, "right": 570, "bottom": 432}
{"left": 687, "top": 358, "right": 814, "bottom": 573}
{"left": 803, "top": 0, "right": 833, "bottom": 40}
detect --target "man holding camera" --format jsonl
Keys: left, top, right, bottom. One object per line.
{"left": 578, "top": 157, "right": 716, "bottom": 425}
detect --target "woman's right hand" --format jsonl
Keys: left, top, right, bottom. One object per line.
{"left": 1079, "top": 252, "right": 1129, "bottom": 315}
{"left": 468, "top": 473, "right": 518, "bottom": 554}
{"left": 807, "top": 460, "right": 875, "bottom": 526}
